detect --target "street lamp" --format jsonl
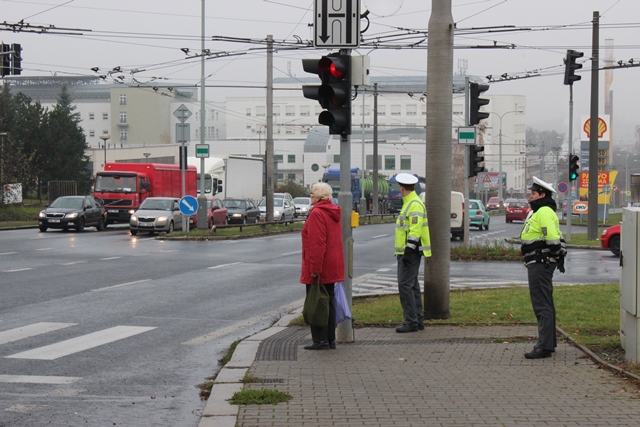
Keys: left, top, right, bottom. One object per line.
{"left": 490, "top": 110, "right": 522, "bottom": 202}
{"left": 99, "top": 134, "right": 111, "bottom": 168}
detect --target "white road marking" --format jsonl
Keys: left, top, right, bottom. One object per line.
{"left": 99, "top": 256, "right": 121, "bottom": 261}
{"left": 61, "top": 260, "right": 87, "bottom": 266}
{"left": 281, "top": 250, "right": 301, "bottom": 256}
{"left": 37, "top": 248, "right": 54, "bottom": 251}
{"left": 372, "top": 234, "right": 389, "bottom": 239}
{"left": 207, "top": 262, "right": 243, "bottom": 269}
{"left": 91, "top": 279, "right": 151, "bottom": 292}
{"left": 0, "top": 322, "right": 77, "bottom": 345}
{"left": 0, "top": 252, "right": 17, "bottom": 255}
{"left": 6, "top": 325, "right": 156, "bottom": 360}
{"left": 4, "top": 268, "right": 33, "bottom": 273}
{"left": 0, "top": 375, "right": 81, "bottom": 384}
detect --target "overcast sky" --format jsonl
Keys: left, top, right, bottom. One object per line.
{"left": 2, "top": 0, "right": 638, "bottom": 145}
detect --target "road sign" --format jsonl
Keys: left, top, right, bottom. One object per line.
{"left": 176, "top": 123, "right": 190, "bottom": 144}
{"left": 557, "top": 182, "right": 568, "bottom": 193}
{"left": 179, "top": 195, "right": 198, "bottom": 216}
{"left": 483, "top": 175, "right": 491, "bottom": 183}
{"left": 173, "top": 104, "right": 192, "bottom": 123}
{"left": 457, "top": 127, "right": 476, "bottom": 145}
{"left": 314, "top": 0, "right": 360, "bottom": 47}
{"left": 195, "top": 144, "right": 209, "bottom": 158}
{"left": 573, "top": 200, "right": 588, "bottom": 214}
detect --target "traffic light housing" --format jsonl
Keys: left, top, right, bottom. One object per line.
{"left": 11, "top": 44, "right": 22, "bottom": 75}
{"left": 569, "top": 155, "right": 580, "bottom": 181}
{"left": 302, "top": 53, "right": 351, "bottom": 136}
{"left": 469, "top": 82, "right": 490, "bottom": 126}
{"left": 1, "top": 44, "right": 10, "bottom": 77}
{"left": 563, "top": 49, "right": 583, "bottom": 86}
{"left": 467, "top": 144, "right": 486, "bottom": 178}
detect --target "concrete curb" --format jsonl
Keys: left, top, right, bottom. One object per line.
{"left": 197, "top": 306, "right": 303, "bottom": 427}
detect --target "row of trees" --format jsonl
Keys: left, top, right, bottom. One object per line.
{"left": 0, "top": 83, "right": 92, "bottom": 201}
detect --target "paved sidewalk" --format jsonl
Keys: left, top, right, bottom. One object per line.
{"left": 200, "top": 315, "right": 640, "bottom": 427}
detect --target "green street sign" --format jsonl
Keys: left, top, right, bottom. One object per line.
{"left": 458, "top": 127, "right": 476, "bottom": 145}
{"left": 195, "top": 144, "right": 209, "bottom": 158}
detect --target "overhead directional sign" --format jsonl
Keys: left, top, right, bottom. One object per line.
{"left": 179, "top": 195, "right": 198, "bottom": 216}
{"left": 314, "top": 0, "right": 360, "bottom": 48}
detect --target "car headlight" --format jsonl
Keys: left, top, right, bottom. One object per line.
{"left": 232, "top": 213, "right": 242, "bottom": 218}
{"left": 156, "top": 216, "right": 168, "bottom": 224}
{"left": 301, "top": 207, "right": 308, "bottom": 212}
{"left": 39, "top": 210, "right": 46, "bottom": 218}
{"left": 66, "top": 212, "right": 78, "bottom": 219}
{"left": 602, "top": 229, "right": 607, "bottom": 236}
{"left": 274, "top": 210, "right": 281, "bottom": 216}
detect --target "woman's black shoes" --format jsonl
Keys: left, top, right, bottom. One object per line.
{"left": 304, "top": 341, "right": 330, "bottom": 350}
{"left": 329, "top": 341, "right": 336, "bottom": 349}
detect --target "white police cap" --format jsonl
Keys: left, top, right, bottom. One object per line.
{"left": 395, "top": 173, "right": 418, "bottom": 185}
{"left": 529, "top": 176, "right": 556, "bottom": 194}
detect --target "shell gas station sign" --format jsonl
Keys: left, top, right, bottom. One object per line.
{"left": 578, "top": 115, "right": 617, "bottom": 205}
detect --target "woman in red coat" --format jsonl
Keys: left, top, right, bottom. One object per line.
{"left": 300, "top": 182, "right": 345, "bottom": 350}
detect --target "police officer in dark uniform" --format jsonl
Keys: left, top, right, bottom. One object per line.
{"left": 520, "top": 177, "right": 567, "bottom": 359}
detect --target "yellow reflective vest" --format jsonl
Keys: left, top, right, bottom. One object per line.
{"left": 520, "top": 205, "right": 563, "bottom": 265}
{"left": 394, "top": 191, "right": 432, "bottom": 257}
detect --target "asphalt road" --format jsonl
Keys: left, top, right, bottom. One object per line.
{"left": 0, "top": 220, "right": 619, "bottom": 426}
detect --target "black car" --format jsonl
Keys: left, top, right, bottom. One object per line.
{"left": 223, "top": 198, "right": 260, "bottom": 224}
{"left": 38, "top": 195, "right": 107, "bottom": 232}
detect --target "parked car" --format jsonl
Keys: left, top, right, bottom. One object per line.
{"left": 258, "top": 197, "right": 295, "bottom": 222}
{"left": 601, "top": 223, "right": 620, "bottom": 256}
{"left": 38, "top": 195, "right": 107, "bottom": 232}
{"left": 505, "top": 201, "right": 531, "bottom": 223}
{"left": 486, "top": 197, "right": 503, "bottom": 211}
{"left": 293, "top": 197, "right": 313, "bottom": 218}
{"left": 129, "top": 197, "right": 182, "bottom": 235}
{"left": 223, "top": 198, "right": 260, "bottom": 224}
{"left": 468, "top": 199, "right": 490, "bottom": 230}
{"left": 189, "top": 197, "right": 228, "bottom": 229}
{"left": 504, "top": 198, "right": 519, "bottom": 207}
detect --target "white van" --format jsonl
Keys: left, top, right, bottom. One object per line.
{"left": 419, "top": 191, "right": 465, "bottom": 240}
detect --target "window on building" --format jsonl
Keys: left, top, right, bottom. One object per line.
{"left": 406, "top": 105, "right": 417, "bottom": 116}
{"left": 119, "top": 112, "right": 127, "bottom": 124}
{"left": 366, "top": 155, "right": 382, "bottom": 170}
{"left": 285, "top": 105, "right": 295, "bottom": 116}
{"left": 256, "top": 106, "right": 265, "bottom": 117}
{"left": 119, "top": 94, "right": 127, "bottom": 106}
{"left": 300, "top": 105, "right": 310, "bottom": 116}
{"left": 89, "top": 113, "right": 95, "bottom": 120}
{"left": 333, "top": 155, "right": 340, "bottom": 163}
{"left": 287, "top": 173, "right": 296, "bottom": 182}
{"left": 385, "top": 155, "right": 395, "bottom": 170}
{"left": 390, "top": 105, "right": 401, "bottom": 116}
{"left": 246, "top": 108, "right": 251, "bottom": 117}
{"left": 275, "top": 155, "right": 283, "bottom": 163}
{"left": 273, "top": 106, "right": 280, "bottom": 116}
{"left": 285, "top": 128, "right": 294, "bottom": 134}
{"left": 89, "top": 130, "right": 95, "bottom": 137}
{"left": 102, "top": 112, "right": 108, "bottom": 120}
{"left": 288, "top": 154, "right": 295, "bottom": 163}
{"left": 120, "top": 130, "right": 128, "bottom": 141}
{"left": 378, "top": 106, "right": 386, "bottom": 116}
{"left": 400, "top": 155, "right": 411, "bottom": 170}
{"left": 246, "top": 124, "right": 252, "bottom": 129}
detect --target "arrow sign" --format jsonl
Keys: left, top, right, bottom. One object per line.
{"left": 179, "top": 195, "right": 198, "bottom": 216}
{"left": 314, "top": 0, "right": 360, "bottom": 47}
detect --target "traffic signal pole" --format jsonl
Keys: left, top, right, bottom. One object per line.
{"left": 567, "top": 84, "right": 574, "bottom": 242}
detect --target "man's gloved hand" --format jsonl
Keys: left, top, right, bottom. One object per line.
{"left": 557, "top": 257, "right": 566, "bottom": 273}
{"left": 402, "top": 247, "right": 414, "bottom": 266}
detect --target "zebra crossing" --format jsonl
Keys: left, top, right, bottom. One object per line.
{"left": 352, "top": 273, "right": 527, "bottom": 296}
{"left": 0, "top": 322, "right": 156, "bottom": 384}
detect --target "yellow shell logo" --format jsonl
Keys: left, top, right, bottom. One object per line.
{"left": 583, "top": 117, "right": 607, "bottom": 138}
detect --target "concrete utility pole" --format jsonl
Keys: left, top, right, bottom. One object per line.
{"left": 372, "top": 83, "right": 379, "bottom": 214}
{"left": 587, "top": 11, "right": 600, "bottom": 240}
{"left": 196, "top": 0, "right": 208, "bottom": 229}
{"left": 424, "top": 0, "right": 453, "bottom": 319}
{"left": 265, "top": 35, "right": 274, "bottom": 222}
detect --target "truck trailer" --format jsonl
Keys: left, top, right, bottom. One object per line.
{"left": 94, "top": 163, "right": 197, "bottom": 223}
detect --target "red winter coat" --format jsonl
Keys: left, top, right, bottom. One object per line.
{"left": 300, "top": 199, "right": 345, "bottom": 285}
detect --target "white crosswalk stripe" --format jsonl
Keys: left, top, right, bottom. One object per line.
{"left": 5, "top": 325, "right": 156, "bottom": 360}
{"left": 0, "top": 375, "right": 81, "bottom": 384}
{"left": 351, "top": 273, "right": 527, "bottom": 295}
{"left": 0, "top": 322, "right": 77, "bottom": 345}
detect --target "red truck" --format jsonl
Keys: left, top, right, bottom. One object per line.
{"left": 93, "top": 163, "right": 197, "bottom": 224}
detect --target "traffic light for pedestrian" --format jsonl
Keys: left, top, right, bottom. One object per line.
{"left": 467, "top": 144, "right": 486, "bottom": 178}
{"left": 11, "top": 43, "right": 22, "bottom": 75}
{"left": 569, "top": 155, "right": 580, "bottom": 181}
{"left": 302, "top": 53, "right": 351, "bottom": 136}
{"left": 469, "top": 82, "right": 490, "bottom": 126}
{"left": 1, "top": 44, "right": 10, "bottom": 77}
{"left": 563, "top": 49, "right": 583, "bottom": 86}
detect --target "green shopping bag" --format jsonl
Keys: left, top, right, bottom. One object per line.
{"left": 303, "top": 284, "right": 330, "bottom": 327}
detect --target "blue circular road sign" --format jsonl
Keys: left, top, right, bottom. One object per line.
{"left": 557, "top": 182, "right": 568, "bottom": 193}
{"left": 179, "top": 195, "right": 199, "bottom": 215}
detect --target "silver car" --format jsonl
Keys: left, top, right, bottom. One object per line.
{"left": 258, "top": 197, "right": 295, "bottom": 222}
{"left": 293, "top": 197, "right": 312, "bottom": 218}
{"left": 129, "top": 197, "right": 183, "bottom": 235}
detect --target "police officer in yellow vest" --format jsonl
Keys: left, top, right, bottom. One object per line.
{"left": 394, "top": 173, "right": 432, "bottom": 333}
{"left": 521, "top": 177, "right": 567, "bottom": 359}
